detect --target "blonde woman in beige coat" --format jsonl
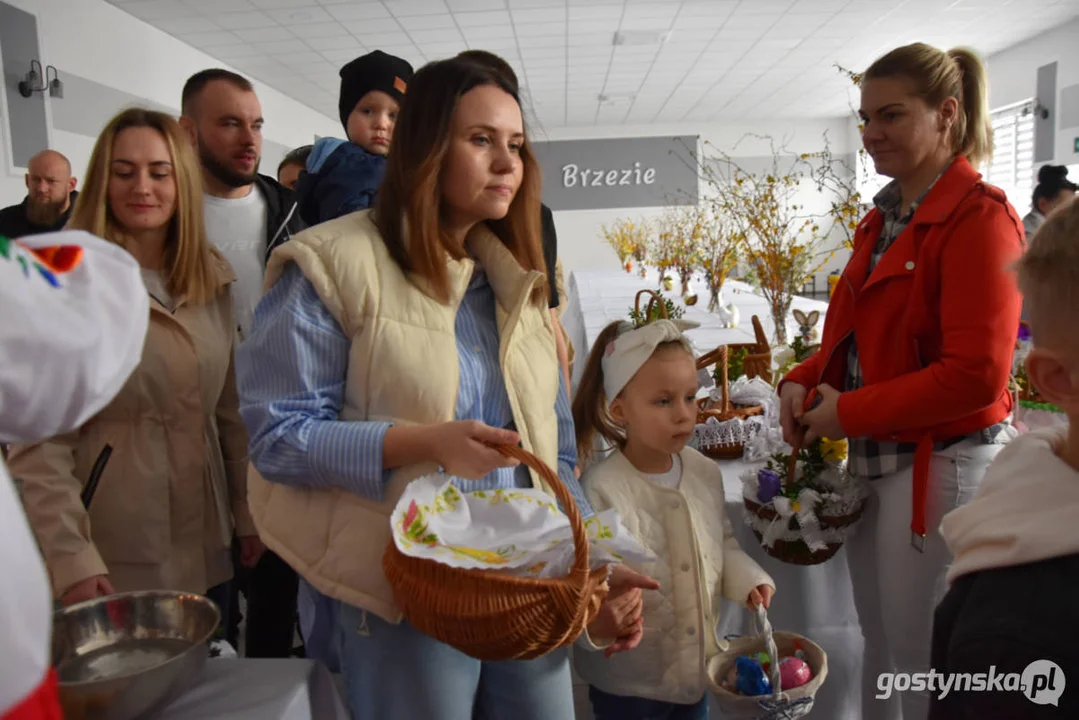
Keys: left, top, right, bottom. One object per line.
{"left": 8, "top": 108, "right": 262, "bottom": 610}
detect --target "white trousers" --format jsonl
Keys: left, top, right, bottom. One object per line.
{"left": 845, "top": 432, "right": 1013, "bottom": 720}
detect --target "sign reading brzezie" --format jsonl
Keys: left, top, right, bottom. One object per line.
{"left": 532, "top": 136, "right": 699, "bottom": 211}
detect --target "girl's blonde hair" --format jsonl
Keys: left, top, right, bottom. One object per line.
{"left": 865, "top": 43, "right": 993, "bottom": 169}
{"left": 571, "top": 321, "right": 692, "bottom": 463}
{"left": 68, "top": 107, "right": 219, "bottom": 305}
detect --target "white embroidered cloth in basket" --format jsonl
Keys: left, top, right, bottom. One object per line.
{"left": 390, "top": 474, "right": 653, "bottom": 579}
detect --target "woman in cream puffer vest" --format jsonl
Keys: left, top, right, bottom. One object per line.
{"left": 235, "top": 57, "right": 649, "bottom": 719}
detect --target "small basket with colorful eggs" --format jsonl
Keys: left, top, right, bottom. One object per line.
{"left": 740, "top": 435, "right": 868, "bottom": 566}
{"left": 709, "top": 604, "right": 827, "bottom": 718}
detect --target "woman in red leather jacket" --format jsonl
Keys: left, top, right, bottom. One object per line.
{"left": 778, "top": 43, "right": 1023, "bottom": 720}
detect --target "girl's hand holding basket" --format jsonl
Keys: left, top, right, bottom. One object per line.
{"left": 588, "top": 565, "right": 660, "bottom": 657}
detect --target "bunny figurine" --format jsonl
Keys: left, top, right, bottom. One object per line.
{"left": 792, "top": 309, "right": 820, "bottom": 344}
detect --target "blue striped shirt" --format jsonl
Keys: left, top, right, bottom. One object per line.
{"left": 235, "top": 262, "right": 592, "bottom": 517}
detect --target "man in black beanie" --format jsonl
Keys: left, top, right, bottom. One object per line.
{"left": 294, "top": 50, "right": 413, "bottom": 227}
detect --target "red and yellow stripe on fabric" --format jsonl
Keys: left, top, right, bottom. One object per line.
{"left": 0, "top": 235, "right": 84, "bottom": 288}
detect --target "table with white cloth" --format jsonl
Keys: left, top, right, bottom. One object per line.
{"left": 562, "top": 269, "right": 830, "bottom": 388}
{"left": 154, "top": 659, "right": 349, "bottom": 720}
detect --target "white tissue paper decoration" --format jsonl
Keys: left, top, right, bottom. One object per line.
{"left": 739, "top": 462, "right": 868, "bottom": 550}
{"left": 728, "top": 376, "right": 779, "bottom": 422}
{"left": 391, "top": 474, "right": 653, "bottom": 579}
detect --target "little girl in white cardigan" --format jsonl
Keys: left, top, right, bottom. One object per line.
{"left": 571, "top": 318, "right": 775, "bottom": 720}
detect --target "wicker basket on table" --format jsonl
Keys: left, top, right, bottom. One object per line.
{"left": 382, "top": 445, "right": 609, "bottom": 661}
{"left": 727, "top": 315, "right": 773, "bottom": 384}
{"left": 631, "top": 287, "right": 674, "bottom": 326}
{"left": 742, "top": 436, "right": 865, "bottom": 566}
{"left": 694, "top": 344, "right": 764, "bottom": 460}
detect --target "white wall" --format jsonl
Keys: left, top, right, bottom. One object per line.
{"left": 0, "top": 0, "right": 341, "bottom": 206}
{"left": 986, "top": 17, "right": 1079, "bottom": 166}
{"left": 542, "top": 118, "right": 857, "bottom": 284}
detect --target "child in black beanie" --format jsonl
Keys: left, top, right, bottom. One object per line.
{"left": 295, "top": 50, "right": 413, "bottom": 227}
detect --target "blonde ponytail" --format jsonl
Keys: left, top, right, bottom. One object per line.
{"left": 947, "top": 48, "right": 993, "bottom": 168}
{"left": 865, "top": 42, "right": 994, "bottom": 169}
{"left": 571, "top": 320, "right": 627, "bottom": 464}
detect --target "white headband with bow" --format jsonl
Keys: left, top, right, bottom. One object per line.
{"left": 600, "top": 318, "right": 698, "bottom": 404}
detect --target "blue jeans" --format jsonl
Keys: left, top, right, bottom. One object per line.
{"left": 298, "top": 577, "right": 340, "bottom": 672}
{"left": 589, "top": 686, "right": 709, "bottom": 720}
{"left": 336, "top": 601, "right": 576, "bottom": 720}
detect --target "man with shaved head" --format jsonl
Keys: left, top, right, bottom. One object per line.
{"left": 0, "top": 150, "right": 78, "bottom": 239}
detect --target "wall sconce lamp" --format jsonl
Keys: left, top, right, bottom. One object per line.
{"left": 18, "top": 60, "right": 63, "bottom": 99}
{"left": 1022, "top": 101, "right": 1050, "bottom": 121}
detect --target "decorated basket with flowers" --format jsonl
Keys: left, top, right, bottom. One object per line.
{"left": 740, "top": 436, "right": 867, "bottom": 565}
{"left": 693, "top": 343, "right": 766, "bottom": 460}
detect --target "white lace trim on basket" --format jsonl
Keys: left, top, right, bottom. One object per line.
{"left": 693, "top": 414, "right": 769, "bottom": 451}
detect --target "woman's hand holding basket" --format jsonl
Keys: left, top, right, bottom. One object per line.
{"left": 779, "top": 383, "right": 807, "bottom": 447}
{"left": 386, "top": 420, "right": 523, "bottom": 479}
{"left": 799, "top": 384, "right": 845, "bottom": 443}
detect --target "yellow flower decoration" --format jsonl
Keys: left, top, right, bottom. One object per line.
{"left": 820, "top": 437, "right": 848, "bottom": 462}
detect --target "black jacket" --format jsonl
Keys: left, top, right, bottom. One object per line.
{"left": 0, "top": 191, "right": 78, "bottom": 239}
{"left": 929, "top": 553, "right": 1079, "bottom": 719}
{"left": 255, "top": 175, "right": 305, "bottom": 259}
{"left": 540, "top": 203, "right": 559, "bottom": 309}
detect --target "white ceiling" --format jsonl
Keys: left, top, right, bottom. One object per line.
{"left": 107, "top": 0, "right": 1079, "bottom": 131}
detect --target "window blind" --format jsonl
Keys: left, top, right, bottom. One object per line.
{"left": 986, "top": 99, "right": 1036, "bottom": 216}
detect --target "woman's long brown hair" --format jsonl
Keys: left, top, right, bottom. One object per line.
{"left": 68, "top": 108, "right": 218, "bottom": 305}
{"left": 572, "top": 320, "right": 629, "bottom": 464}
{"left": 375, "top": 56, "right": 546, "bottom": 304}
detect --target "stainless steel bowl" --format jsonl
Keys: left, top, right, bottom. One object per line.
{"left": 51, "top": 590, "right": 220, "bottom": 720}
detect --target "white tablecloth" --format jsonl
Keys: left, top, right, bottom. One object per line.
{"left": 157, "top": 659, "right": 349, "bottom": 720}
{"left": 562, "top": 270, "right": 830, "bottom": 388}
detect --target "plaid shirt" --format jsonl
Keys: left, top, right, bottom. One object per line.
{"left": 843, "top": 172, "right": 1009, "bottom": 479}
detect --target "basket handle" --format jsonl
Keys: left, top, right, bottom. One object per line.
{"left": 695, "top": 346, "right": 732, "bottom": 413}
{"left": 491, "top": 444, "right": 591, "bottom": 583}
{"left": 787, "top": 434, "right": 801, "bottom": 485}
{"left": 750, "top": 604, "right": 783, "bottom": 697}
{"left": 634, "top": 289, "right": 668, "bottom": 322}
{"left": 751, "top": 314, "right": 769, "bottom": 351}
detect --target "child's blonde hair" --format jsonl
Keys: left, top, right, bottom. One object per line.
{"left": 1015, "top": 197, "right": 1079, "bottom": 354}
{"left": 571, "top": 320, "right": 692, "bottom": 463}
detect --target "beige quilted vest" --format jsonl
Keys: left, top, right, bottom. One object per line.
{"left": 247, "top": 210, "right": 561, "bottom": 622}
